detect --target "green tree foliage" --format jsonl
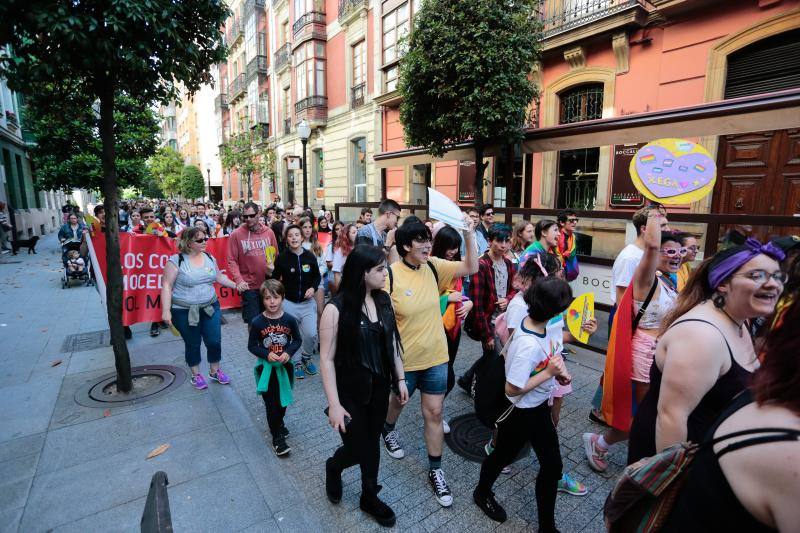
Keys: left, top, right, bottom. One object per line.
{"left": 219, "top": 126, "right": 263, "bottom": 201}
{"left": 23, "top": 82, "right": 159, "bottom": 193}
{"left": 181, "top": 165, "right": 206, "bottom": 200}
{"left": 147, "top": 147, "right": 184, "bottom": 198}
{"left": 140, "top": 177, "right": 164, "bottom": 200}
{"left": 398, "top": 0, "right": 541, "bottom": 204}
{"left": 0, "top": 0, "right": 228, "bottom": 392}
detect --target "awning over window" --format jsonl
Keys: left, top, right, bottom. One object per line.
{"left": 372, "top": 88, "right": 800, "bottom": 168}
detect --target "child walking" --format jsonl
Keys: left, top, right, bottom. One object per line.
{"left": 248, "top": 279, "right": 300, "bottom": 456}
{"left": 474, "top": 277, "right": 573, "bottom": 530}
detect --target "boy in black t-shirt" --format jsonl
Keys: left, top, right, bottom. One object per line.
{"left": 248, "top": 279, "right": 300, "bottom": 456}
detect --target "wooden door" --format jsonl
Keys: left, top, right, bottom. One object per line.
{"left": 773, "top": 129, "right": 800, "bottom": 217}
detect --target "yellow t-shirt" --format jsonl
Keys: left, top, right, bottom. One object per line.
{"left": 386, "top": 256, "right": 460, "bottom": 372}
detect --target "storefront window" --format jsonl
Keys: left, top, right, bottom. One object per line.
{"left": 556, "top": 84, "right": 603, "bottom": 209}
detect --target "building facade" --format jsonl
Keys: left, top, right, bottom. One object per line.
{"left": 1, "top": 50, "right": 66, "bottom": 239}
{"left": 213, "top": 0, "right": 800, "bottom": 212}
{"left": 379, "top": 0, "right": 800, "bottom": 214}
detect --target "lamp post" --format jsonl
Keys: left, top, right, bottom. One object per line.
{"left": 297, "top": 119, "right": 311, "bottom": 209}
{"left": 206, "top": 168, "right": 211, "bottom": 203}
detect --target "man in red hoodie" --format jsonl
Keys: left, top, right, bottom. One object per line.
{"left": 227, "top": 202, "right": 279, "bottom": 324}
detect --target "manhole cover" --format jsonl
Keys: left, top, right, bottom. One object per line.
{"left": 62, "top": 330, "right": 111, "bottom": 353}
{"left": 445, "top": 413, "right": 530, "bottom": 463}
{"left": 75, "top": 365, "right": 186, "bottom": 407}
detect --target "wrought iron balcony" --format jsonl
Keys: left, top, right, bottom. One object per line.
{"left": 246, "top": 55, "right": 269, "bottom": 78}
{"left": 226, "top": 21, "right": 243, "bottom": 45}
{"left": 284, "top": 118, "right": 292, "bottom": 135}
{"left": 539, "top": 0, "right": 649, "bottom": 38}
{"left": 350, "top": 83, "right": 366, "bottom": 109}
{"left": 215, "top": 93, "right": 229, "bottom": 110}
{"left": 245, "top": 0, "right": 266, "bottom": 14}
{"left": 230, "top": 73, "right": 247, "bottom": 102}
{"left": 295, "top": 95, "right": 327, "bottom": 113}
{"left": 338, "top": 0, "right": 367, "bottom": 23}
{"left": 251, "top": 99, "right": 270, "bottom": 127}
{"left": 274, "top": 42, "right": 292, "bottom": 73}
{"left": 293, "top": 11, "right": 325, "bottom": 35}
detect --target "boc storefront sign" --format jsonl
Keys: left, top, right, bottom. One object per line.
{"left": 568, "top": 262, "right": 612, "bottom": 307}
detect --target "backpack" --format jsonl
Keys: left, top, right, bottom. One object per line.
{"left": 177, "top": 251, "right": 215, "bottom": 267}
{"left": 387, "top": 261, "right": 438, "bottom": 294}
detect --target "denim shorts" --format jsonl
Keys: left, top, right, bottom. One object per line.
{"left": 405, "top": 362, "right": 448, "bottom": 396}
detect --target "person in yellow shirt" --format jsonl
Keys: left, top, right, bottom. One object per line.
{"left": 676, "top": 233, "right": 699, "bottom": 291}
{"left": 381, "top": 215, "right": 478, "bottom": 508}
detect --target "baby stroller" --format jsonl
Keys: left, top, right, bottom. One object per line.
{"left": 61, "top": 240, "right": 93, "bottom": 288}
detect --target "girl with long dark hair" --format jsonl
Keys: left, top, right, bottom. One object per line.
{"left": 320, "top": 245, "right": 409, "bottom": 527}
{"left": 431, "top": 226, "right": 473, "bottom": 401}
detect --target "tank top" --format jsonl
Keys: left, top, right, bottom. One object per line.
{"left": 633, "top": 275, "right": 677, "bottom": 330}
{"left": 627, "top": 318, "right": 754, "bottom": 464}
{"left": 664, "top": 391, "right": 799, "bottom": 532}
{"left": 330, "top": 297, "right": 393, "bottom": 382}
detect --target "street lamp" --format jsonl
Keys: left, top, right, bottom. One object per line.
{"left": 206, "top": 168, "right": 211, "bottom": 203}
{"left": 297, "top": 118, "right": 311, "bottom": 209}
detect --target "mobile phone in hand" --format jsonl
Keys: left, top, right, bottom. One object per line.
{"left": 323, "top": 406, "right": 351, "bottom": 426}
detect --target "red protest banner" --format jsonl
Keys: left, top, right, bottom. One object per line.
{"left": 92, "top": 233, "right": 241, "bottom": 326}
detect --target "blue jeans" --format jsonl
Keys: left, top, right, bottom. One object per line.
{"left": 171, "top": 302, "right": 222, "bottom": 368}
{"left": 405, "top": 362, "right": 448, "bottom": 396}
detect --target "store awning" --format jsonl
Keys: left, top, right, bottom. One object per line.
{"left": 372, "top": 88, "right": 800, "bottom": 167}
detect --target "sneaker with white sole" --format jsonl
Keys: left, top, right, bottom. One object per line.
{"left": 442, "top": 419, "right": 450, "bottom": 434}
{"left": 557, "top": 473, "right": 588, "bottom": 496}
{"left": 428, "top": 468, "right": 453, "bottom": 507}
{"left": 382, "top": 430, "right": 404, "bottom": 459}
{"left": 582, "top": 432, "right": 609, "bottom": 472}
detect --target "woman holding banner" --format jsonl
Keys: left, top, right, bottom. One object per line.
{"left": 161, "top": 227, "right": 239, "bottom": 390}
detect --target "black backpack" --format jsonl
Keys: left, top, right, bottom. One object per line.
{"left": 386, "top": 261, "right": 439, "bottom": 294}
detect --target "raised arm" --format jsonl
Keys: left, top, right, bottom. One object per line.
{"left": 455, "top": 214, "right": 479, "bottom": 278}
{"left": 655, "top": 328, "right": 725, "bottom": 450}
{"left": 632, "top": 209, "right": 663, "bottom": 299}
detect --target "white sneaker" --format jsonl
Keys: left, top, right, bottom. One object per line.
{"left": 442, "top": 419, "right": 450, "bottom": 434}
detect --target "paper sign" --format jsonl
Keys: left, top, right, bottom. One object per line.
{"left": 566, "top": 292, "right": 594, "bottom": 344}
{"left": 264, "top": 245, "right": 277, "bottom": 264}
{"left": 428, "top": 187, "right": 466, "bottom": 230}
{"left": 629, "top": 138, "right": 716, "bottom": 205}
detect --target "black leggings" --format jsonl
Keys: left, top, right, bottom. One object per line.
{"left": 477, "top": 401, "right": 563, "bottom": 532}
{"left": 329, "top": 375, "right": 390, "bottom": 492}
{"left": 445, "top": 329, "right": 462, "bottom": 396}
{"left": 257, "top": 364, "right": 293, "bottom": 438}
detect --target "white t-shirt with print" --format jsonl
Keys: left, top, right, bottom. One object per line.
{"left": 504, "top": 322, "right": 556, "bottom": 408}
{"left": 610, "top": 243, "right": 644, "bottom": 304}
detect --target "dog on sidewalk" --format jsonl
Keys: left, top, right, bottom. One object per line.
{"left": 11, "top": 236, "right": 39, "bottom": 255}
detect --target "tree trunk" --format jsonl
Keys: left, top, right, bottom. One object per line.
{"left": 474, "top": 142, "right": 486, "bottom": 206}
{"left": 98, "top": 84, "right": 133, "bottom": 393}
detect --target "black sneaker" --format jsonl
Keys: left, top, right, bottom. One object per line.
{"left": 325, "top": 458, "right": 342, "bottom": 504}
{"left": 159, "top": 321, "right": 169, "bottom": 329}
{"left": 473, "top": 488, "right": 507, "bottom": 523}
{"left": 273, "top": 437, "right": 291, "bottom": 456}
{"left": 457, "top": 375, "right": 472, "bottom": 394}
{"left": 279, "top": 425, "right": 289, "bottom": 438}
{"left": 381, "top": 430, "right": 404, "bottom": 459}
{"left": 428, "top": 468, "right": 453, "bottom": 507}
{"left": 360, "top": 485, "right": 396, "bottom": 527}
{"left": 149, "top": 324, "right": 160, "bottom": 337}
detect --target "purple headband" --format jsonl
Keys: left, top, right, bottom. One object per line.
{"left": 707, "top": 238, "right": 785, "bottom": 289}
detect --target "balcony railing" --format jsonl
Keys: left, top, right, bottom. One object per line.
{"left": 350, "top": 83, "right": 366, "bottom": 109}
{"left": 246, "top": 55, "right": 269, "bottom": 78}
{"left": 284, "top": 118, "right": 292, "bottom": 135}
{"left": 230, "top": 73, "right": 246, "bottom": 101}
{"left": 226, "top": 21, "right": 243, "bottom": 45}
{"left": 293, "top": 11, "right": 325, "bottom": 35}
{"left": 338, "top": 0, "right": 367, "bottom": 23}
{"left": 274, "top": 42, "right": 292, "bottom": 73}
{"left": 215, "top": 93, "right": 229, "bottom": 110}
{"left": 295, "top": 95, "right": 328, "bottom": 113}
{"left": 251, "top": 99, "right": 270, "bottom": 127}
{"left": 245, "top": 0, "right": 266, "bottom": 13}
{"left": 539, "top": 0, "right": 649, "bottom": 38}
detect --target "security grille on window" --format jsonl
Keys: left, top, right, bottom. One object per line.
{"left": 559, "top": 83, "right": 603, "bottom": 124}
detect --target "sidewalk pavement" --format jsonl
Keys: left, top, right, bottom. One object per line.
{"left": 0, "top": 233, "right": 321, "bottom": 532}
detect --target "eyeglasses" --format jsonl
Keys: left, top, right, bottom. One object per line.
{"left": 242, "top": 213, "right": 257, "bottom": 219}
{"left": 484, "top": 212, "right": 494, "bottom": 216}
{"left": 567, "top": 218, "right": 579, "bottom": 223}
{"left": 735, "top": 270, "right": 788, "bottom": 285}
{"left": 193, "top": 238, "right": 209, "bottom": 243}
{"left": 661, "top": 248, "right": 688, "bottom": 257}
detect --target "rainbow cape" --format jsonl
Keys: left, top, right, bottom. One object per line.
{"left": 557, "top": 231, "right": 579, "bottom": 281}
{"left": 600, "top": 281, "right": 636, "bottom": 431}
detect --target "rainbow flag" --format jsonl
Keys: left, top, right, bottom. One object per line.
{"left": 557, "top": 230, "right": 579, "bottom": 282}
{"left": 601, "top": 282, "right": 636, "bottom": 431}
